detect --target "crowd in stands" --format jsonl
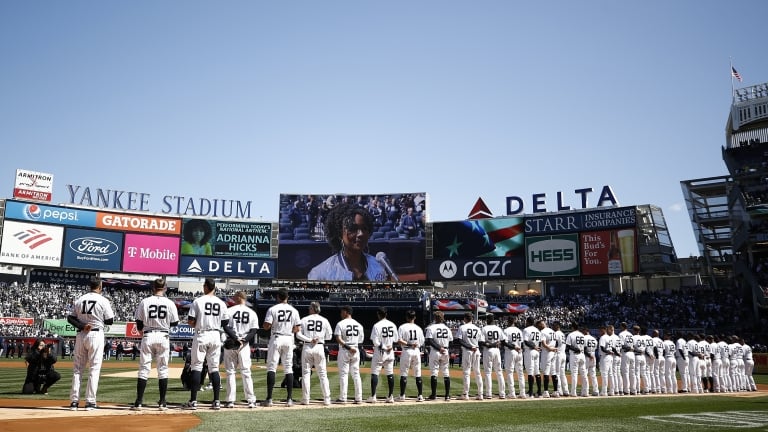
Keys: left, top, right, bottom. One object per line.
{"left": 1, "top": 282, "right": 766, "bottom": 352}
{"left": 279, "top": 193, "right": 428, "bottom": 241}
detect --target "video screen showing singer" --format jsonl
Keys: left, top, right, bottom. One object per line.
{"left": 308, "top": 203, "right": 396, "bottom": 281}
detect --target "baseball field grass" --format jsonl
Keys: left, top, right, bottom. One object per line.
{"left": 0, "top": 357, "right": 766, "bottom": 431}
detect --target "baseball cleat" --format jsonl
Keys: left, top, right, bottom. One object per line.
{"left": 85, "top": 402, "right": 97, "bottom": 411}
{"left": 130, "top": 402, "right": 143, "bottom": 411}
{"left": 300, "top": 399, "right": 310, "bottom": 406}
{"left": 211, "top": 400, "right": 221, "bottom": 410}
{"left": 247, "top": 401, "right": 257, "bottom": 409}
{"left": 286, "top": 399, "right": 294, "bottom": 407}
{"left": 260, "top": 399, "right": 273, "bottom": 407}
{"left": 386, "top": 396, "right": 395, "bottom": 404}
{"left": 353, "top": 399, "right": 362, "bottom": 405}
{"left": 182, "top": 401, "right": 198, "bottom": 410}
{"left": 158, "top": 401, "right": 168, "bottom": 411}
{"left": 416, "top": 395, "right": 424, "bottom": 402}
{"left": 323, "top": 398, "right": 332, "bottom": 406}
{"left": 396, "top": 395, "right": 407, "bottom": 402}
{"left": 475, "top": 395, "right": 484, "bottom": 401}
{"left": 459, "top": 394, "right": 469, "bottom": 400}
{"left": 69, "top": 401, "right": 78, "bottom": 411}
{"left": 224, "top": 401, "right": 235, "bottom": 408}
{"left": 366, "top": 396, "right": 377, "bottom": 404}
{"left": 334, "top": 398, "right": 346, "bottom": 405}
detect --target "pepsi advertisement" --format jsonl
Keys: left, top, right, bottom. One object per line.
{"left": 4, "top": 199, "right": 98, "bottom": 227}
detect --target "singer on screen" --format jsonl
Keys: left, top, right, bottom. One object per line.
{"left": 307, "top": 203, "right": 388, "bottom": 281}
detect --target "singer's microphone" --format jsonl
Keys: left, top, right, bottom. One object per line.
{"left": 375, "top": 252, "right": 399, "bottom": 281}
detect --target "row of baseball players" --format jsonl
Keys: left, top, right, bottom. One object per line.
{"left": 63, "top": 278, "right": 758, "bottom": 411}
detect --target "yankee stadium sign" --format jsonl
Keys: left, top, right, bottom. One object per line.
{"left": 65, "top": 184, "right": 253, "bottom": 219}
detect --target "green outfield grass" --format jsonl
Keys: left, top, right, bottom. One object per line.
{"left": 0, "top": 357, "right": 766, "bottom": 432}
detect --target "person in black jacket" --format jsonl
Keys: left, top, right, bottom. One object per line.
{"left": 23, "top": 339, "right": 60, "bottom": 394}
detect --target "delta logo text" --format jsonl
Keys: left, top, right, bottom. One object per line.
{"left": 181, "top": 257, "right": 275, "bottom": 277}
{"left": 14, "top": 229, "right": 53, "bottom": 250}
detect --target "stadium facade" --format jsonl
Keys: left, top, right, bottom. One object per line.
{"left": 681, "top": 80, "right": 768, "bottom": 313}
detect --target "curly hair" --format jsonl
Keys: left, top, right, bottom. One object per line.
{"left": 323, "top": 202, "right": 374, "bottom": 253}
{"left": 183, "top": 219, "right": 213, "bottom": 244}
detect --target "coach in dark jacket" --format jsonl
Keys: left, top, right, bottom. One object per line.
{"left": 23, "top": 339, "right": 60, "bottom": 394}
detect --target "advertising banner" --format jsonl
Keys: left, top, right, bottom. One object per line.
{"left": 431, "top": 218, "right": 524, "bottom": 259}
{"left": 0, "top": 220, "right": 64, "bottom": 267}
{"left": 276, "top": 192, "right": 427, "bottom": 281}
{"left": 62, "top": 228, "right": 123, "bottom": 271}
{"left": 0, "top": 317, "right": 34, "bottom": 326}
{"left": 122, "top": 233, "right": 180, "bottom": 275}
{"left": 525, "top": 233, "right": 580, "bottom": 278}
{"left": 180, "top": 219, "right": 272, "bottom": 258}
{"left": 43, "top": 319, "right": 128, "bottom": 337}
{"left": 96, "top": 212, "right": 181, "bottom": 235}
{"left": 580, "top": 228, "right": 638, "bottom": 276}
{"left": 427, "top": 257, "right": 525, "bottom": 281}
{"left": 4, "top": 199, "right": 98, "bottom": 227}
{"left": 13, "top": 169, "right": 53, "bottom": 202}
{"left": 179, "top": 256, "right": 276, "bottom": 278}
{"left": 524, "top": 206, "right": 637, "bottom": 235}
{"left": 29, "top": 269, "right": 95, "bottom": 285}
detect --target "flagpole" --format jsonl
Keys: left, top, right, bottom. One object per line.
{"left": 730, "top": 57, "right": 734, "bottom": 101}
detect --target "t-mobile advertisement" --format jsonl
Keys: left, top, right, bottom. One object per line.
{"left": 122, "top": 233, "right": 180, "bottom": 275}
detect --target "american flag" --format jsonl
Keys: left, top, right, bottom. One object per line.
{"left": 731, "top": 66, "right": 742, "bottom": 82}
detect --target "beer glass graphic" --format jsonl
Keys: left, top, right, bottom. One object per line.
{"left": 617, "top": 229, "right": 635, "bottom": 273}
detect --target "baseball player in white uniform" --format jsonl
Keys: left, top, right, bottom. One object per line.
{"left": 698, "top": 334, "right": 712, "bottom": 392}
{"left": 633, "top": 326, "right": 650, "bottom": 394}
{"left": 617, "top": 322, "right": 636, "bottom": 395}
{"left": 565, "top": 322, "right": 588, "bottom": 397}
{"left": 131, "top": 278, "right": 179, "bottom": 411}
{"left": 262, "top": 288, "right": 301, "bottom": 407}
{"left": 649, "top": 330, "right": 664, "bottom": 394}
{"left": 295, "top": 301, "right": 333, "bottom": 406}
{"left": 583, "top": 326, "right": 599, "bottom": 396}
{"left": 707, "top": 335, "right": 721, "bottom": 393}
{"left": 522, "top": 317, "right": 541, "bottom": 398}
{"left": 503, "top": 318, "right": 525, "bottom": 399}
{"left": 661, "top": 333, "right": 677, "bottom": 394}
{"left": 425, "top": 311, "right": 453, "bottom": 401}
{"left": 729, "top": 336, "right": 744, "bottom": 391}
{"left": 718, "top": 335, "right": 732, "bottom": 392}
{"left": 740, "top": 337, "right": 757, "bottom": 391}
{"left": 456, "top": 312, "right": 484, "bottom": 400}
{"left": 598, "top": 326, "right": 614, "bottom": 396}
{"left": 552, "top": 321, "right": 570, "bottom": 397}
{"left": 687, "top": 333, "right": 703, "bottom": 394}
{"left": 183, "top": 278, "right": 236, "bottom": 411}
{"left": 396, "top": 309, "right": 425, "bottom": 401}
{"left": 222, "top": 291, "right": 259, "bottom": 409}
{"left": 675, "top": 333, "right": 690, "bottom": 392}
{"left": 609, "top": 326, "right": 622, "bottom": 395}
{"left": 481, "top": 314, "right": 506, "bottom": 399}
{"left": 368, "top": 307, "right": 398, "bottom": 403}
{"left": 67, "top": 276, "right": 115, "bottom": 411}
{"left": 538, "top": 319, "right": 558, "bottom": 398}
{"left": 335, "top": 305, "right": 365, "bottom": 404}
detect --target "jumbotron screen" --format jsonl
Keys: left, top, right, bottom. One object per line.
{"left": 276, "top": 192, "right": 427, "bottom": 281}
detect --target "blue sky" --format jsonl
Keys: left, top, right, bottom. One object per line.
{"left": 1, "top": 1, "right": 766, "bottom": 259}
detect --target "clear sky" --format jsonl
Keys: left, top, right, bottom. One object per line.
{"left": 1, "top": 1, "right": 766, "bottom": 259}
